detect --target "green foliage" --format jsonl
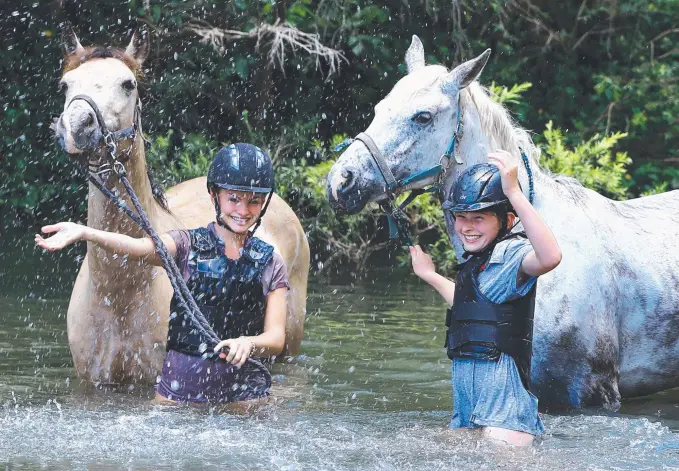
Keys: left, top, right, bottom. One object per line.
{"left": 488, "top": 82, "right": 533, "bottom": 106}
{"left": 146, "top": 130, "right": 216, "bottom": 187}
{"left": 541, "top": 122, "right": 632, "bottom": 200}
{"left": 1, "top": 0, "right": 677, "bottom": 274}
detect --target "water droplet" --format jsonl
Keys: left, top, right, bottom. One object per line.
{"left": 170, "top": 380, "right": 180, "bottom": 391}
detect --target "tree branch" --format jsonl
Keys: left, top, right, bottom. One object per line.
{"left": 187, "top": 20, "right": 348, "bottom": 76}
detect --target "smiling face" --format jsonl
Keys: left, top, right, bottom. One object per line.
{"left": 213, "top": 189, "right": 265, "bottom": 234}
{"left": 454, "top": 210, "right": 514, "bottom": 252}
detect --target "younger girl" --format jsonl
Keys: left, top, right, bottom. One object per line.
{"left": 410, "top": 151, "right": 562, "bottom": 445}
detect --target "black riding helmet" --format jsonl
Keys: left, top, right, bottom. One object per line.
{"left": 207, "top": 143, "right": 274, "bottom": 234}
{"left": 207, "top": 143, "right": 274, "bottom": 193}
{"left": 443, "top": 163, "right": 518, "bottom": 236}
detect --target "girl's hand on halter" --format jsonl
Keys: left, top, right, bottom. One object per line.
{"left": 214, "top": 337, "right": 256, "bottom": 368}
{"left": 488, "top": 150, "right": 521, "bottom": 198}
{"left": 35, "top": 222, "right": 85, "bottom": 251}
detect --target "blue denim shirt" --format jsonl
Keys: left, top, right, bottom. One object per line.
{"left": 475, "top": 237, "right": 536, "bottom": 304}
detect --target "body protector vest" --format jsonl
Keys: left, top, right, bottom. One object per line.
{"left": 445, "top": 235, "right": 537, "bottom": 389}
{"left": 167, "top": 227, "right": 274, "bottom": 358}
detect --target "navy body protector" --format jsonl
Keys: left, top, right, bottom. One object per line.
{"left": 446, "top": 234, "right": 536, "bottom": 389}
{"left": 167, "top": 226, "right": 274, "bottom": 358}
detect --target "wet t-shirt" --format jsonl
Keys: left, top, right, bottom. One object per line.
{"left": 167, "top": 225, "right": 290, "bottom": 296}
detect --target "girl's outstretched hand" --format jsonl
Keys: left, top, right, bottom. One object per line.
{"left": 35, "top": 222, "right": 86, "bottom": 251}
{"left": 409, "top": 245, "right": 437, "bottom": 280}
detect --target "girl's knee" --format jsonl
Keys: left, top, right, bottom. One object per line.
{"left": 482, "top": 426, "right": 534, "bottom": 446}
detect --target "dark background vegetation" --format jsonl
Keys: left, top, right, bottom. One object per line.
{"left": 2, "top": 0, "right": 677, "bottom": 270}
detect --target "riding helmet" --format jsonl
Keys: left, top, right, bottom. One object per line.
{"left": 207, "top": 143, "right": 274, "bottom": 193}
{"left": 443, "top": 163, "right": 517, "bottom": 213}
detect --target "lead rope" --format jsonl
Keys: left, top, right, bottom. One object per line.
{"left": 520, "top": 150, "right": 535, "bottom": 204}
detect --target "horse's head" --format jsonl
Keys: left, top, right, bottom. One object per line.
{"left": 327, "top": 36, "right": 490, "bottom": 214}
{"left": 54, "top": 27, "right": 149, "bottom": 160}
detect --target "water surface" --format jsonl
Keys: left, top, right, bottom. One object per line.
{"left": 2, "top": 237, "right": 679, "bottom": 470}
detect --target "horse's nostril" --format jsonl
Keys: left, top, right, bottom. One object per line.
{"left": 86, "top": 113, "right": 95, "bottom": 128}
{"left": 340, "top": 169, "right": 355, "bottom": 190}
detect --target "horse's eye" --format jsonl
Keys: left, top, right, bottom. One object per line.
{"left": 122, "top": 79, "right": 137, "bottom": 92}
{"left": 58, "top": 82, "right": 68, "bottom": 94}
{"left": 413, "top": 112, "right": 432, "bottom": 125}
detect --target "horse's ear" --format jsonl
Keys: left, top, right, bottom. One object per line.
{"left": 405, "top": 35, "right": 425, "bottom": 74}
{"left": 61, "top": 23, "right": 84, "bottom": 56}
{"left": 442, "top": 49, "right": 491, "bottom": 93}
{"left": 125, "top": 26, "right": 150, "bottom": 65}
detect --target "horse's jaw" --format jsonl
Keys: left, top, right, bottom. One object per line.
{"left": 328, "top": 189, "right": 389, "bottom": 215}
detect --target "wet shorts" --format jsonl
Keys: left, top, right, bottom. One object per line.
{"left": 155, "top": 349, "right": 271, "bottom": 403}
{"left": 450, "top": 353, "right": 545, "bottom": 436}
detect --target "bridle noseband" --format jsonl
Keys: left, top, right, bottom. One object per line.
{"left": 67, "top": 94, "right": 140, "bottom": 179}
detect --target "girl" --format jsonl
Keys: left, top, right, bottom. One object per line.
{"left": 36, "top": 143, "right": 288, "bottom": 405}
{"left": 410, "top": 151, "right": 562, "bottom": 445}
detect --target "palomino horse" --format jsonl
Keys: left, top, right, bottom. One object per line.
{"left": 53, "top": 29, "right": 310, "bottom": 386}
{"left": 327, "top": 35, "right": 679, "bottom": 409}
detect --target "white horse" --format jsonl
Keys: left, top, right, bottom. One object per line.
{"left": 53, "top": 29, "right": 310, "bottom": 386}
{"left": 327, "top": 35, "right": 679, "bottom": 409}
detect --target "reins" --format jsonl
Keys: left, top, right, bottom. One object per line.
{"left": 68, "top": 94, "right": 271, "bottom": 385}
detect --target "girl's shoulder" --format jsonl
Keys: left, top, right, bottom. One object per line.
{"left": 488, "top": 236, "right": 532, "bottom": 266}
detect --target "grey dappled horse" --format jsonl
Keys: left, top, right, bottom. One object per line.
{"left": 327, "top": 35, "right": 679, "bottom": 410}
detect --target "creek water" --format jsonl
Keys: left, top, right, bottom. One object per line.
{"left": 1, "top": 237, "right": 679, "bottom": 470}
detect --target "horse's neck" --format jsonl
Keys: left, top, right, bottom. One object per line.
{"left": 86, "top": 137, "right": 162, "bottom": 280}
{"left": 442, "top": 102, "right": 551, "bottom": 203}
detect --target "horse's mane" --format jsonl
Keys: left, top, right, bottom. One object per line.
{"left": 62, "top": 46, "right": 143, "bottom": 78}
{"left": 61, "top": 46, "right": 170, "bottom": 212}
{"left": 461, "top": 82, "right": 582, "bottom": 189}
{"left": 461, "top": 82, "right": 541, "bottom": 165}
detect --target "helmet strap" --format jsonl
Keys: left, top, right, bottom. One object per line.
{"left": 247, "top": 191, "right": 273, "bottom": 236}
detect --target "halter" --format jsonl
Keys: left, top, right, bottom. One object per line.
{"left": 336, "top": 100, "right": 535, "bottom": 246}
{"left": 67, "top": 94, "right": 139, "bottom": 177}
